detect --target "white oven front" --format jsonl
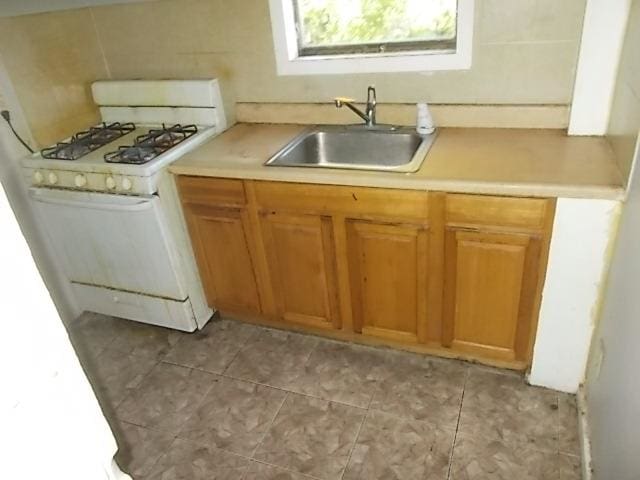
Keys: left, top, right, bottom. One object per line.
{"left": 29, "top": 187, "right": 188, "bottom": 301}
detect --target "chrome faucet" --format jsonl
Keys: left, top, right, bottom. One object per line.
{"left": 334, "top": 86, "right": 377, "bottom": 127}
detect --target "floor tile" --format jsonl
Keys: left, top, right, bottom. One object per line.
{"left": 112, "top": 421, "right": 175, "bottom": 478}
{"left": 84, "top": 347, "right": 157, "bottom": 411}
{"left": 109, "top": 321, "right": 184, "bottom": 360}
{"left": 286, "top": 341, "right": 381, "bottom": 408}
{"left": 343, "top": 410, "right": 453, "bottom": 480}
{"left": 225, "top": 328, "right": 318, "bottom": 388}
{"left": 116, "top": 362, "right": 216, "bottom": 434}
{"left": 369, "top": 352, "right": 467, "bottom": 429}
{"left": 146, "top": 437, "right": 249, "bottom": 480}
{"left": 559, "top": 453, "right": 581, "bottom": 480}
{"left": 243, "top": 461, "right": 317, "bottom": 480}
{"left": 164, "top": 319, "right": 260, "bottom": 373}
{"left": 68, "top": 312, "right": 122, "bottom": 359}
{"left": 72, "top": 314, "right": 582, "bottom": 479}
{"left": 449, "top": 434, "right": 562, "bottom": 480}
{"left": 458, "top": 368, "right": 559, "bottom": 452}
{"left": 254, "top": 393, "right": 365, "bottom": 480}
{"left": 178, "top": 376, "right": 286, "bottom": 456}
{"left": 558, "top": 393, "right": 580, "bottom": 456}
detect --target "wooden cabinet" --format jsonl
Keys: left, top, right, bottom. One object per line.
{"left": 177, "top": 176, "right": 554, "bottom": 369}
{"left": 346, "top": 220, "right": 431, "bottom": 344}
{"left": 443, "top": 229, "right": 542, "bottom": 361}
{"left": 259, "top": 212, "right": 340, "bottom": 329}
{"left": 178, "top": 177, "right": 262, "bottom": 315}
{"left": 442, "top": 195, "right": 553, "bottom": 363}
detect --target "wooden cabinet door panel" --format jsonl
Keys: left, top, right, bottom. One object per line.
{"left": 260, "top": 212, "right": 340, "bottom": 329}
{"left": 347, "top": 220, "right": 430, "bottom": 344}
{"left": 443, "top": 229, "right": 541, "bottom": 361}
{"left": 184, "top": 204, "right": 261, "bottom": 314}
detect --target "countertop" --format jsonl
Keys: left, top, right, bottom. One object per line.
{"left": 169, "top": 123, "right": 625, "bottom": 200}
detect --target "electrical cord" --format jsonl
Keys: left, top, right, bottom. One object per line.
{"left": 1, "top": 110, "right": 34, "bottom": 153}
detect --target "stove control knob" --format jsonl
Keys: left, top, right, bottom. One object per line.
{"left": 105, "top": 176, "right": 116, "bottom": 190}
{"left": 74, "top": 174, "right": 87, "bottom": 188}
{"left": 121, "top": 177, "right": 132, "bottom": 191}
{"left": 33, "top": 171, "right": 44, "bottom": 184}
{"left": 48, "top": 172, "right": 58, "bottom": 185}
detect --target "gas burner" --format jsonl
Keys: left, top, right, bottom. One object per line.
{"left": 41, "top": 122, "right": 136, "bottom": 160}
{"left": 104, "top": 124, "right": 198, "bottom": 165}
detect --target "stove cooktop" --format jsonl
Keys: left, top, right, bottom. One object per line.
{"left": 104, "top": 124, "right": 198, "bottom": 165}
{"left": 40, "top": 123, "right": 199, "bottom": 165}
{"left": 41, "top": 122, "right": 136, "bottom": 161}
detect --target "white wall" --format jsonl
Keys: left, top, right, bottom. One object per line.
{"left": 0, "top": 56, "right": 79, "bottom": 324}
{"left": 568, "top": 0, "right": 631, "bottom": 135}
{"left": 528, "top": 198, "right": 620, "bottom": 393}
{"left": 88, "top": 0, "right": 587, "bottom": 106}
{"left": 0, "top": 176, "right": 129, "bottom": 479}
{"left": 0, "top": 0, "right": 149, "bottom": 17}
{"left": 584, "top": 139, "right": 640, "bottom": 479}
{"left": 607, "top": 0, "right": 640, "bottom": 186}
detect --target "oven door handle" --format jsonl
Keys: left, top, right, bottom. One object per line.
{"left": 29, "top": 188, "right": 156, "bottom": 212}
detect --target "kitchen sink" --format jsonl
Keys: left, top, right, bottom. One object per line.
{"left": 264, "top": 125, "right": 437, "bottom": 173}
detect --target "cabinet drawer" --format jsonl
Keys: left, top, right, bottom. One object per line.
{"left": 446, "top": 194, "right": 552, "bottom": 230}
{"left": 177, "top": 176, "right": 247, "bottom": 207}
{"left": 254, "top": 181, "right": 429, "bottom": 220}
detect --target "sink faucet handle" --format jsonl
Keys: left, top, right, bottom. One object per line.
{"left": 334, "top": 96, "right": 355, "bottom": 107}
{"left": 366, "top": 86, "right": 377, "bottom": 126}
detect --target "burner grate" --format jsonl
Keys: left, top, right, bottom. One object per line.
{"left": 104, "top": 124, "right": 198, "bottom": 165}
{"left": 40, "top": 122, "right": 136, "bottom": 160}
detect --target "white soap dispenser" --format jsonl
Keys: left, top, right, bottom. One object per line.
{"left": 416, "top": 103, "right": 435, "bottom": 135}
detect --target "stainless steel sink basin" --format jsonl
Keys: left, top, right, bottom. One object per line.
{"left": 265, "top": 125, "right": 437, "bottom": 173}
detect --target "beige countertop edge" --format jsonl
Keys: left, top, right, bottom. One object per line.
{"left": 168, "top": 164, "right": 625, "bottom": 201}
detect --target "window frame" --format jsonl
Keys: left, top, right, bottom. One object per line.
{"left": 268, "top": 0, "right": 475, "bottom": 76}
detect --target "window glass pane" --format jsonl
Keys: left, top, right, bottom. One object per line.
{"left": 295, "top": 0, "right": 457, "bottom": 49}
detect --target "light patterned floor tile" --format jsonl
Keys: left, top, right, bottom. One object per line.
{"left": 254, "top": 393, "right": 365, "bottom": 480}
{"left": 115, "top": 362, "right": 216, "bottom": 434}
{"left": 243, "top": 461, "right": 320, "bottom": 480}
{"left": 225, "top": 328, "right": 318, "bottom": 389}
{"left": 458, "top": 368, "right": 559, "bottom": 452}
{"left": 178, "top": 376, "right": 286, "bottom": 456}
{"left": 343, "top": 410, "right": 453, "bottom": 480}
{"left": 108, "top": 320, "right": 184, "bottom": 360}
{"left": 450, "top": 434, "right": 564, "bottom": 480}
{"left": 285, "top": 340, "right": 382, "bottom": 408}
{"left": 146, "top": 437, "right": 249, "bottom": 480}
{"left": 558, "top": 393, "right": 580, "bottom": 456}
{"left": 112, "top": 421, "right": 175, "bottom": 478}
{"left": 369, "top": 352, "right": 468, "bottom": 429}
{"left": 84, "top": 347, "right": 157, "bottom": 411}
{"left": 164, "top": 319, "right": 261, "bottom": 373}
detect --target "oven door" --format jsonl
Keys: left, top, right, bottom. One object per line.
{"left": 29, "top": 188, "right": 188, "bottom": 300}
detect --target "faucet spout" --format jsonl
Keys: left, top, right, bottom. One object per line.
{"left": 333, "top": 86, "right": 378, "bottom": 127}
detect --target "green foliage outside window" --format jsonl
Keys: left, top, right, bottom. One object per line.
{"left": 297, "top": 0, "right": 456, "bottom": 48}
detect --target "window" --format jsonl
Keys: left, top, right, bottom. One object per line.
{"left": 268, "top": 0, "right": 474, "bottom": 75}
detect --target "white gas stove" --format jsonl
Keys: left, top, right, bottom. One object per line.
{"left": 22, "top": 123, "right": 218, "bottom": 195}
{"left": 22, "top": 79, "right": 226, "bottom": 331}
{"left": 22, "top": 79, "right": 226, "bottom": 195}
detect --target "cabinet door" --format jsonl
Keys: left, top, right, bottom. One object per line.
{"left": 443, "top": 228, "right": 542, "bottom": 362}
{"left": 346, "top": 219, "right": 430, "bottom": 344}
{"left": 260, "top": 212, "right": 340, "bottom": 329}
{"left": 183, "top": 203, "right": 261, "bottom": 314}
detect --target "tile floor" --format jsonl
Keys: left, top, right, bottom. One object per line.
{"left": 69, "top": 313, "right": 582, "bottom": 480}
